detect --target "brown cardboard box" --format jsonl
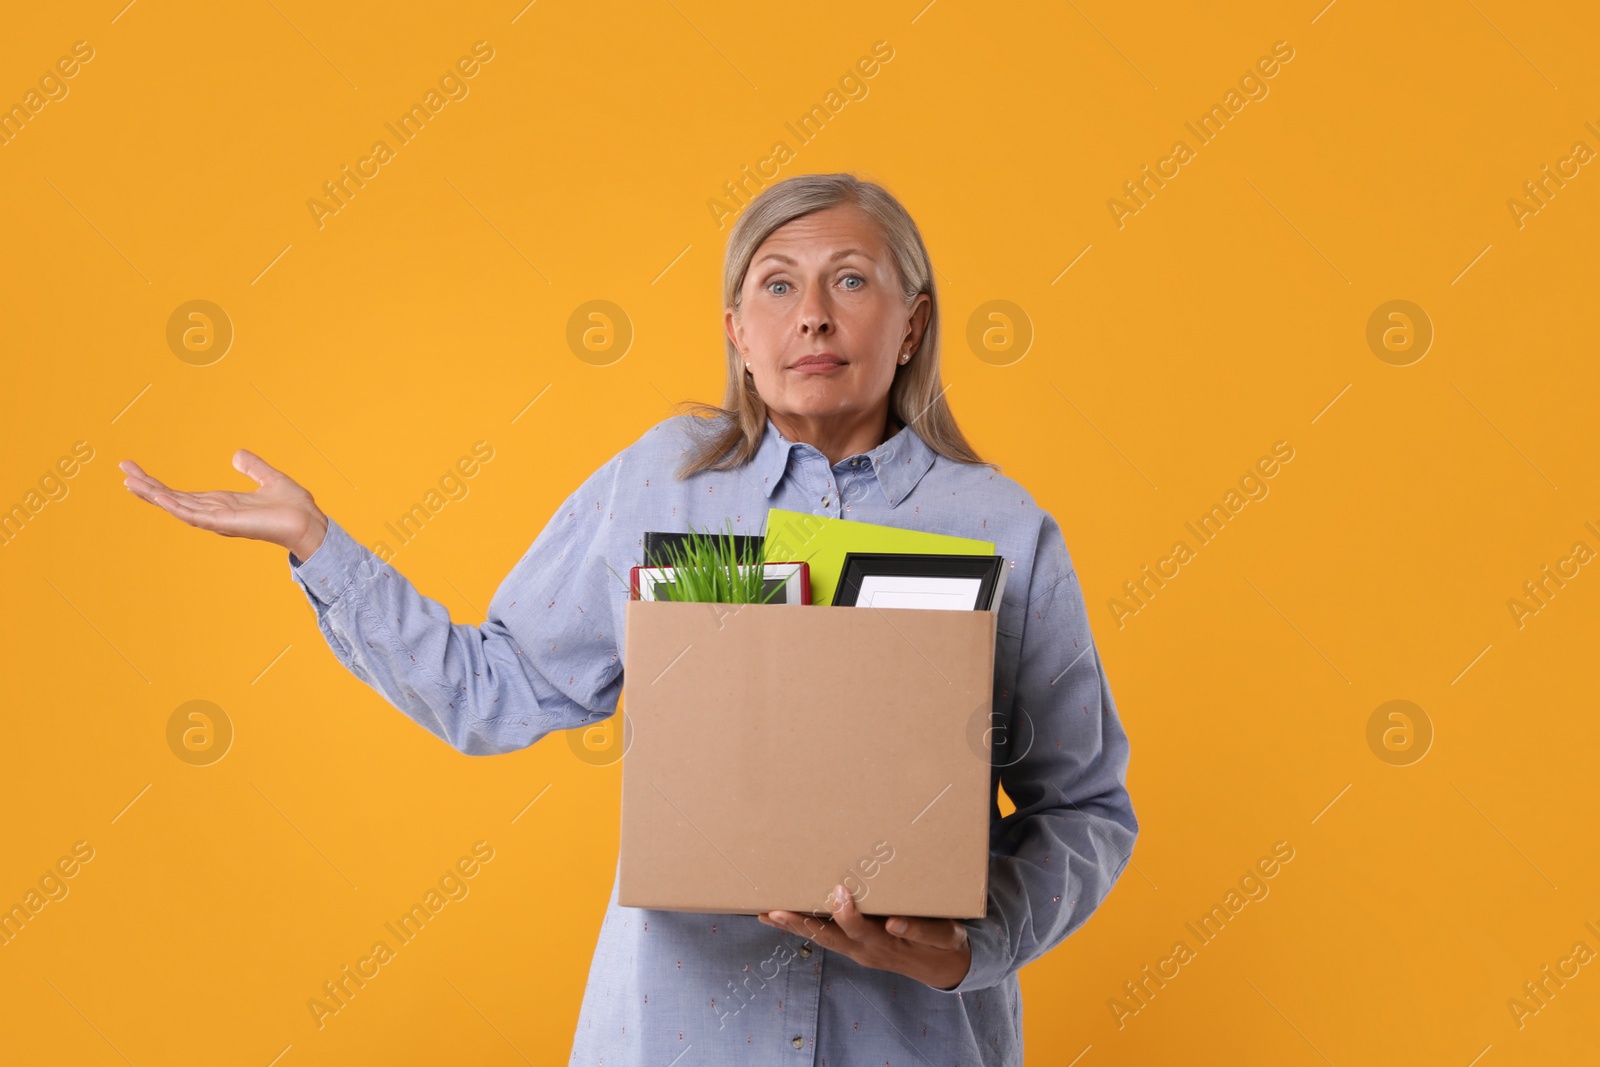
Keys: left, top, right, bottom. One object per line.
{"left": 618, "top": 598, "right": 995, "bottom": 919}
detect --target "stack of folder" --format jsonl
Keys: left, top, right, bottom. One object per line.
{"left": 638, "top": 507, "right": 1004, "bottom": 610}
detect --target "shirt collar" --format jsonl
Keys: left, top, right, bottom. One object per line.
{"left": 752, "top": 415, "right": 937, "bottom": 509}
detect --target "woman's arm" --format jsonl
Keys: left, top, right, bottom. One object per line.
{"left": 767, "top": 508, "right": 1138, "bottom": 995}
{"left": 122, "top": 449, "right": 626, "bottom": 756}
{"left": 941, "top": 509, "right": 1140, "bottom": 994}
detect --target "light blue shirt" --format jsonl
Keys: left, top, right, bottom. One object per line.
{"left": 288, "top": 413, "right": 1138, "bottom": 1066}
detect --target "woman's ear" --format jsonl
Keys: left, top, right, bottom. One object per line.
{"left": 901, "top": 292, "right": 932, "bottom": 357}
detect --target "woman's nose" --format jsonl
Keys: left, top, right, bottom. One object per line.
{"left": 798, "top": 284, "right": 833, "bottom": 335}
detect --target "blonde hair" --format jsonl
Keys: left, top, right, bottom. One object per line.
{"left": 674, "top": 172, "right": 994, "bottom": 479}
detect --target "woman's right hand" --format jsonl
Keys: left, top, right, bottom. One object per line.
{"left": 120, "top": 449, "right": 330, "bottom": 561}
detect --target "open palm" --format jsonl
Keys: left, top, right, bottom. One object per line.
{"left": 120, "top": 449, "right": 328, "bottom": 559}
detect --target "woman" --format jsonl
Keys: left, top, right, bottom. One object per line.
{"left": 121, "top": 173, "right": 1138, "bottom": 1065}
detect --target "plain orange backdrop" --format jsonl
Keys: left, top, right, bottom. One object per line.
{"left": 1, "top": 1, "right": 1597, "bottom": 1064}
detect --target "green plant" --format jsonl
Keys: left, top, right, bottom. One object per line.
{"left": 609, "top": 518, "right": 791, "bottom": 604}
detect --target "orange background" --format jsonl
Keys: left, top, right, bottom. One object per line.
{"left": 2, "top": 1, "right": 1597, "bottom": 1063}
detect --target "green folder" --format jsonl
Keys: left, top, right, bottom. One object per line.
{"left": 760, "top": 507, "right": 995, "bottom": 607}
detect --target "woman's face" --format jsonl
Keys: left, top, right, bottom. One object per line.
{"left": 725, "top": 204, "right": 930, "bottom": 434}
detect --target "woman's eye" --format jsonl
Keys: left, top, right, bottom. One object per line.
{"left": 767, "top": 280, "right": 790, "bottom": 296}
{"left": 841, "top": 274, "right": 864, "bottom": 290}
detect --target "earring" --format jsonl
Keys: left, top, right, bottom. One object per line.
{"left": 745, "top": 362, "right": 751, "bottom": 372}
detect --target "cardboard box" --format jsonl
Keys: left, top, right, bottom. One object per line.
{"left": 618, "top": 598, "right": 996, "bottom": 918}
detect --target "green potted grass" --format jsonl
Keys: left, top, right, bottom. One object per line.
{"left": 612, "top": 518, "right": 792, "bottom": 604}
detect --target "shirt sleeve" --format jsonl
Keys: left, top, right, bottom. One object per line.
{"left": 939, "top": 508, "right": 1139, "bottom": 994}
{"left": 285, "top": 453, "right": 626, "bottom": 756}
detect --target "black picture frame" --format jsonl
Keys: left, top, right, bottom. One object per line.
{"left": 831, "top": 553, "right": 1006, "bottom": 610}
{"left": 643, "top": 530, "right": 766, "bottom": 568}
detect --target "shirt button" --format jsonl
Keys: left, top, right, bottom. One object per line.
{"left": 791, "top": 1036, "right": 804, "bottom": 1049}
{"left": 821, "top": 495, "right": 830, "bottom": 506}
{"left": 799, "top": 945, "right": 812, "bottom": 957}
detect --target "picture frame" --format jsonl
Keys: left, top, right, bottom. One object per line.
{"left": 643, "top": 530, "right": 766, "bottom": 567}
{"left": 831, "top": 553, "right": 1007, "bottom": 611}
{"left": 628, "top": 561, "right": 811, "bottom": 604}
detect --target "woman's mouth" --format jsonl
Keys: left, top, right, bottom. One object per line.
{"left": 791, "top": 354, "right": 846, "bottom": 373}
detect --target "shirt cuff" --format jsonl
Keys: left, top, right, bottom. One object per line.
{"left": 287, "top": 517, "right": 374, "bottom": 606}
{"left": 939, "top": 913, "right": 1009, "bottom": 995}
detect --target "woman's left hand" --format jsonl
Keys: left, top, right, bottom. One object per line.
{"left": 758, "top": 884, "right": 972, "bottom": 991}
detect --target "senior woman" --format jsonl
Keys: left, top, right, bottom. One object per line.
{"left": 120, "top": 172, "right": 1137, "bottom": 1066}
